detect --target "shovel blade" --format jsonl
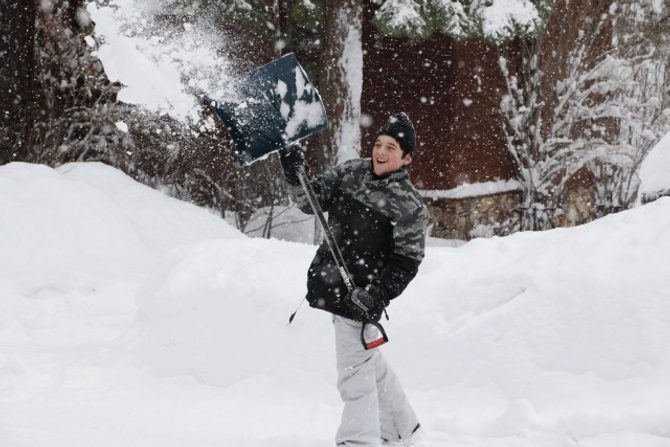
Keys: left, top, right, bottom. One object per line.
{"left": 208, "top": 53, "right": 328, "bottom": 166}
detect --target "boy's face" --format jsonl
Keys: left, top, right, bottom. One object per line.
{"left": 372, "top": 135, "right": 412, "bottom": 177}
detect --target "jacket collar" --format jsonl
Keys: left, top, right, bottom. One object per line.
{"left": 366, "top": 159, "right": 408, "bottom": 186}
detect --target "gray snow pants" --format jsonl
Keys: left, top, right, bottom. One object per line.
{"left": 334, "top": 316, "right": 419, "bottom": 446}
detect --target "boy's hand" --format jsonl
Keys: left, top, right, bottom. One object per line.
{"left": 278, "top": 144, "right": 305, "bottom": 186}
{"left": 348, "top": 287, "right": 386, "bottom": 322}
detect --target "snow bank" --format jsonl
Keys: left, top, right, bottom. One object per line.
{"left": 0, "top": 160, "right": 240, "bottom": 358}
{"left": 639, "top": 130, "right": 670, "bottom": 203}
{"left": 136, "top": 237, "right": 335, "bottom": 386}
{"left": 0, "top": 162, "right": 151, "bottom": 280}
{"left": 396, "top": 198, "right": 670, "bottom": 422}
{"left": 55, "top": 162, "right": 241, "bottom": 252}
{"left": 137, "top": 195, "right": 670, "bottom": 440}
{"left": 3, "top": 160, "right": 670, "bottom": 445}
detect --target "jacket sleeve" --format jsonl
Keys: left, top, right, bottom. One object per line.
{"left": 367, "top": 204, "right": 429, "bottom": 303}
{"left": 279, "top": 147, "right": 343, "bottom": 214}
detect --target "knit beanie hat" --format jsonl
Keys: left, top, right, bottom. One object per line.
{"left": 378, "top": 112, "right": 416, "bottom": 155}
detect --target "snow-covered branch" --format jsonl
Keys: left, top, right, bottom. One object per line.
{"left": 373, "top": 0, "right": 548, "bottom": 41}
{"left": 498, "top": 0, "right": 669, "bottom": 229}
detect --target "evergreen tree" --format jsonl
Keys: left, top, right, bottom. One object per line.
{"left": 373, "top": 0, "right": 551, "bottom": 42}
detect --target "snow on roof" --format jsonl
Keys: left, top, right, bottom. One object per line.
{"left": 639, "top": 131, "right": 670, "bottom": 202}
{"left": 420, "top": 178, "right": 522, "bottom": 200}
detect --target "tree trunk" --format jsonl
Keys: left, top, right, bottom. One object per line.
{"left": 0, "top": 0, "right": 38, "bottom": 164}
{"left": 317, "top": 0, "right": 363, "bottom": 168}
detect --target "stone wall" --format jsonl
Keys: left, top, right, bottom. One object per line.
{"left": 556, "top": 184, "right": 597, "bottom": 228}
{"left": 425, "top": 191, "right": 521, "bottom": 240}
{"left": 425, "top": 181, "right": 600, "bottom": 240}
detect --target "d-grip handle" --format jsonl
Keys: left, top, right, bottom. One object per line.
{"left": 360, "top": 320, "right": 389, "bottom": 350}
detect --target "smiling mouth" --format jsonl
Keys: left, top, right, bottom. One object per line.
{"left": 376, "top": 159, "right": 388, "bottom": 164}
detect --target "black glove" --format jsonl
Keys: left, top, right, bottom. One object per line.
{"left": 278, "top": 144, "right": 306, "bottom": 186}
{"left": 348, "top": 287, "right": 387, "bottom": 322}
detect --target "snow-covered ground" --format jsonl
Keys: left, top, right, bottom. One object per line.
{"left": 1, "top": 162, "right": 670, "bottom": 447}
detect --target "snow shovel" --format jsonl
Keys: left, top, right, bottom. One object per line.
{"left": 208, "top": 53, "right": 388, "bottom": 350}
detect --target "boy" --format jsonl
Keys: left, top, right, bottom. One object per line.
{"left": 279, "top": 112, "right": 429, "bottom": 446}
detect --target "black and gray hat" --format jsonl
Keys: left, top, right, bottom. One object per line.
{"left": 378, "top": 112, "right": 416, "bottom": 155}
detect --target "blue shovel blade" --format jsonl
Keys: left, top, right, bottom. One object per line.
{"left": 208, "top": 53, "right": 328, "bottom": 165}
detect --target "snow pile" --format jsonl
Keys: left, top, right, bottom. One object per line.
{"left": 87, "top": 0, "right": 234, "bottom": 121}
{"left": 639, "top": 130, "right": 670, "bottom": 203}
{"left": 54, "top": 163, "right": 241, "bottom": 251}
{"left": 0, "top": 161, "right": 239, "bottom": 366}
{"left": 2, "top": 161, "right": 670, "bottom": 446}
{"left": 0, "top": 161, "right": 239, "bottom": 304}
{"left": 0, "top": 163, "right": 150, "bottom": 282}
{"left": 136, "top": 237, "right": 330, "bottom": 386}
{"left": 136, "top": 195, "right": 670, "bottom": 443}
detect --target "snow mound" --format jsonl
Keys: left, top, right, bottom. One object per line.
{"left": 55, "top": 162, "right": 241, "bottom": 251}
{"left": 0, "top": 162, "right": 147, "bottom": 280}
{"left": 0, "top": 161, "right": 240, "bottom": 350}
{"left": 0, "top": 162, "right": 240, "bottom": 281}
{"left": 137, "top": 196, "right": 670, "bottom": 438}
{"left": 136, "top": 237, "right": 334, "bottom": 386}
{"left": 2, "top": 161, "right": 670, "bottom": 445}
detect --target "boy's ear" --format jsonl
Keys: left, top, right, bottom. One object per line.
{"left": 401, "top": 153, "right": 413, "bottom": 166}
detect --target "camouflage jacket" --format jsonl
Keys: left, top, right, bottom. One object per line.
{"left": 285, "top": 158, "right": 429, "bottom": 319}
